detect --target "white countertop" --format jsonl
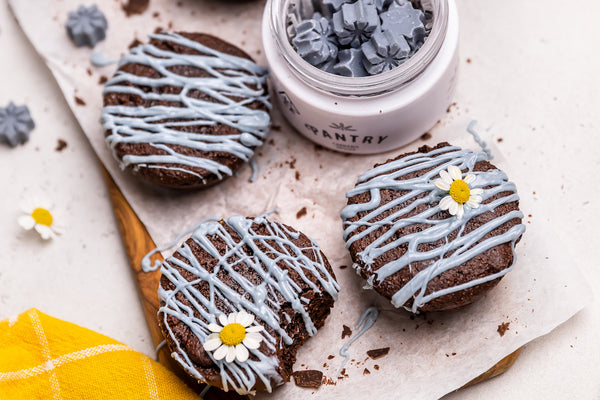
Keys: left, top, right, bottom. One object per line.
{"left": 0, "top": 0, "right": 598, "bottom": 398}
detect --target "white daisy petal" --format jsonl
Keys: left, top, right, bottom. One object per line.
{"left": 35, "top": 225, "right": 53, "bottom": 240}
{"left": 463, "top": 174, "right": 476, "bottom": 184}
{"left": 246, "top": 325, "right": 264, "bottom": 333}
{"left": 218, "top": 315, "right": 228, "bottom": 326}
{"left": 448, "top": 201, "right": 459, "bottom": 216}
{"left": 470, "top": 188, "right": 483, "bottom": 195}
{"left": 243, "top": 334, "right": 262, "bottom": 350}
{"left": 213, "top": 344, "right": 228, "bottom": 361}
{"left": 18, "top": 215, "right": 35, "bottom": 230}
{"left": 50, "top": 225, "right": 64, "bottom": 235}
{"left": 208, "top": 323, "right": 222, "bottom": 333}
{"left": 448, "top": 165, "right": 462, "bottom": 180}
{"left": 235, "top": 344, "right": 249, "bottom": 362}
{"left": 228, "top": 313, "right": 237, "bottom": 324}
{"left": 456, "top": 204, "right": 464, "bottom": 219}
{"left": 434, "top": 179, "right": 450, "bottom": 191}
{"left": 439, "top": 195, "right": 454, "bottom": 211}
{"left": 236, "top": 311, "right": 254, "bottom": 327}
{"left": 469, "top": 195, "right": 483, "bottom": 204}
{"left": 439, "top": 170, "right": 453, "bottom": 186}
{"left": 226, "top": 346, "right": 237, "bottom": 363}
{"left": 466, "top": 199, "right": 480, "bottom": 208}
{"left": 203, "top": 335, "right": 222, "bottom": 351}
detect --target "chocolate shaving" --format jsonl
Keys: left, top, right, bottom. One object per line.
{"left": 363, "top": 368, "right": 370, "bottom": 375}
{"left": 122, "top": 0, "right": 150, "bottom": 16}
{"left": 341, "top": 324, "right": 352, "bottom": 339}
{"left": 74, "top": 96, "right": 86, "bottom": 106}
{"left": 55, "top": 139, "right": 68, "bottom": 152}
{"left": 293, "top": 370, "right": 323, "bottom": 388}
{"left": 497, "top": 322, "right": 510, "bottom": 337}
{"left": 366, "top": 347, "right": 390, "bottom": 360}
{"left": 296, "top": 207, "right": 307, "bottom": 219}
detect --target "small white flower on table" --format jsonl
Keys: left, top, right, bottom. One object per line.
{"left": 434, "top": 165, "right": 483, "bottom": 219}
{"left": 203, "top": 310, "right": 264, "bottom": 363}
{"left": 17, "top": 198, "right": 63, "bottom": 240}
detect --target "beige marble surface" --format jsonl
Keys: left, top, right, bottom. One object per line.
{"left": 0, "top": 0, "right": 598, "bottom": 399}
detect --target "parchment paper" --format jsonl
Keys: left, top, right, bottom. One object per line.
{"left": 9, "top": 1, "right": 591, "bottom": 399}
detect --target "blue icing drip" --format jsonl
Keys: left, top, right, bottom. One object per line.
{"left": 341, "top": 145, "right": 525, "bottom": 312}
{"left": 144, "top": 215, "right": 339, "bottom": 394}
{"left": 337, "top": 306, "right": 379, "bottom": 375}
{"left": 101, "top": 31, "right": 271, "bottom": 184}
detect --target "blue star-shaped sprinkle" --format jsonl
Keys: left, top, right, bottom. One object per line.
{"left": 381, "top": 1, "right": 426, "bottom": 48}
{"left": 0, "top": 102, "right": 35, "bottom": 147}
{"left": 361, "top": 30, "right": 410, "bottom": 75}
{"left": 65, "top": 5, "right": 108, "bottom": 48}
{"left": 332, "top": 0, "right": 380, "bottom": 48}
{"left": 292, "top": 15, "right": 339, "bottom": 67}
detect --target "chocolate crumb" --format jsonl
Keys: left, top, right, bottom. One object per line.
{"left": 152, "top": 11, "right": 160, "bottom": 18}
{"left": 373, "top": 365, "right": 379, "bottom": 370}
{"left": 341, "top": 325, "right": 352, "bottom": 339}
{"left": 296, "top": 207, "right": 307, "bottom": 219}
{"left": 295, "top": 170, "right": 300, "bottom": 181}
{"left": 128, "top": 38, "right": 142, "bottom": 49}
{"left": 74, "top": 96, "right": 86, "bottom": 106}
{"left": 452, "top": 352, "right": 456, "bottom": 356}
{"left": 497, "top": 322, "right": 510, "bottom": 337}
{"left": 327, "top": 355, "right": 335, "bottom": 360}
{"left": 293, "top": 370, "right": 323, "bottom": 388}
{"left": 99, "top": 75, "right": 108, "bottom": 84}
{"left": 271, "top": 125, "right": 281, "bottom": 131}
{"left": 366, "top": 347, "right": 390, "bottom": 360}
{"left": 339, "top": 265, "right": 348, "bottom": 269}
{"left": 122, "top": 0, "right": 150, "bottom": 16}
{"left": 55, "top": 139, "right": 68, "bottom": 152}
{"left": 466, "top": 58, "right": 471, "bottom": 63}
{"left": 497, "top": 137, "right": 503, "bottom": 143}
{"left": 420, "top": 132, "right": 432, "bottom": 140}
{"left": 86, "top": 68, "right": 92, "bottom": 76}
{"left": 363, "top": 368, "right": 370, "bottom": 375}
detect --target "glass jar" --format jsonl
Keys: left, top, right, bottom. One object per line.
{"left": 262, "top": 0, "right": 459, "bottom": 154}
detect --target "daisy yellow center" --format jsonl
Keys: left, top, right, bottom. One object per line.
{"left": 31, "top": 208, "right": 53, "bottom": 226}
{"left": 219, "top": 323, "right": 246, "bottom": 346}
{"left": 449, "top": 180, "right": 470, "bottom": 204}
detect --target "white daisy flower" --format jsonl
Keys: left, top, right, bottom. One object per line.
{"left": 18, "top": 198, "right": 63, "bottom": 240}
{"left": 434, "top": 165, "right": 483, "bottom": 219}
{"left": 203, "top": 310, "right": 264, "bottom": 363}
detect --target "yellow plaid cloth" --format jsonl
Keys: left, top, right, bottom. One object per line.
{"left": 0, "top": 309, "right": 201, "bottom": 400}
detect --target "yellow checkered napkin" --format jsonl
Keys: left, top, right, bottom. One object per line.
{"left": 0, "top": 309, "right": 201, "bottom": 400}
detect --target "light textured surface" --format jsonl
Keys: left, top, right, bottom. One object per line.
{"left": 0, "top": 0, "right": 598, "bottom": 399}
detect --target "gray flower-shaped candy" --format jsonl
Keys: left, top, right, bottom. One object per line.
{"left": 333, "top": 48, "right": 367, "bottom": 77}
{"left": 292, "top": 16, "right": 339, "bottom": 67}
{"left": 381, "top": 1, "right": 426, "bottom": 48}
{"left": 66, "top": 5, "right": 108, "bottom": 48}
{"left": 361, "top": 30, "right": 410, "bottom": 75}
{"left": 0, "top": 102, "right": 35, "bottom": 147}
{"left": 332, "top": 0, "right": 379, "bottom": 48}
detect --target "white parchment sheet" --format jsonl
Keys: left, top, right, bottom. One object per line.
{"left": 9, "top": 0, "right": 591, "bottom": 399}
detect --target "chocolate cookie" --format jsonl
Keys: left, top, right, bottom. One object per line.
{"left": 341, "top": 142, "right": 525, "bottom": 313}
{"left": 156, "top": 215, "right": 339, "bottom": 394}
{"left": 101, "top": 31, "right": 270, "bottom": 189}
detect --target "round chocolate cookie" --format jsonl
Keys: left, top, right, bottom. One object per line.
{"left": 341, "top": 142, "right": 525, "bottom": 313}
{"left": 156, "top": 215, "right": 339, "bottom": 394}
{"left": 101, "top": 31, "right": 270, "bottom": 189}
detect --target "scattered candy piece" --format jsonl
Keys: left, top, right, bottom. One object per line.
{"left": 65, "top": 5, "right": 108, "bottom": 48}
{"left": 333, "top": 48, "right": 367, "bottom": 77}
{"left": 361, "top": 29, "right": 410, "bottom": 75}
{"left": 0, "top": 102, "right": 35, "bottom": 147}
{"left": 292, "top": 16, "right": 339, "bottom": 67}
{"left": 321, "top": 0, "right": 351, "bottom": 17}
{"left": 332, "top": 0, "right": 379, "bottom": 48}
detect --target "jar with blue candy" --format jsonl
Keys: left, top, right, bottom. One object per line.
{"left": 262, "top": 0, "right": 459, "bottom": 154}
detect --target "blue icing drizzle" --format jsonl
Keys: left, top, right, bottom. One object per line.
{"left": 143, "top": 215, "right": 339, "bottom": 394}
{"left": 341, "top": 145, "right": 525, "bottom": 312}
{"left": 337, "top": 306, "right": 379, "bottom": 375}
{"left": 101, "top": 31, "right": 271, "bottom": 184}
